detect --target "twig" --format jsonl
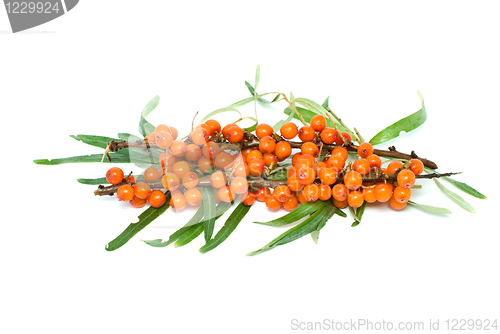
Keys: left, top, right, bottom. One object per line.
{"left": 353, "top": 127, "right": 365, "bottom": 143}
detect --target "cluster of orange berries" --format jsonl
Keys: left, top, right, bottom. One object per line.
{"left": 104, "top": 114, "right": 425, "bottom": 212}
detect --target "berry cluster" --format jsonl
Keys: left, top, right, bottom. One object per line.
{"left": 104, "top": 115, "right": 425, "bottom": 212}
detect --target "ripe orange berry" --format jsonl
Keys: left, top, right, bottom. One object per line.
{"left": 184, "top": 144, "right": 202, "bottom": 161}
{"left": 182, "top": 172, "right": 199, "bottom": 189}
{"left": 161, "top": 173, "right": 180, "bottom": 191}
{"left": 172, "top": 161, "right": 191, "bottom": 179}
{"left": 169, "top": 140, "right": 186, "bottom": 157}
{"left": 205, "top": 119, "right": 221, "bottom": 137}
{"left": 302, "top": 184, "right": 320, "bottom": 202}
{"left": 319, "top": 184, "right": 332, "bottom": 201}
{"left": 386, "top": 161, "right": 404, "bottom": 175}
{"left": 282, "top": 195, "right": 299, "bottom": 211}
{"left": 134, "top": 181, "right": 151, "bottom": 199}
{"left": 127, "top": 175, "right": 137, "bottom": 183}
{"left": 144, "top": 132, "right": 156, "bottom": 144}
{"left": 335, "top": 131, "right": 352, "bottom": 145}
{"left": 301, "top": 142, "right": 319, "bottom": 157}
{"left": 214, "top": 152, "right": 233, "bottom": 170}
{"left": 273, "top": 185, "right": 291, "bottom": 202}
{"left": 409, "top": 159, "right": 424, "bottom": 175}
{"left": 287, "top": 174, "right": 304, "bottom": 192}
{"left": 241, "top": 147, "right": 256, "bottom": 158}
{"left": 265, "top": 195, "right": 282, "bottom": 211}
{"left": 326, "top": 155, "right": 345, "bottom": 172}
{"left": 332, "top": 183, "right": 348, "bottom": 201}
{"left": 393, "top": 186, "right": 411, "bottom": 203}
{"left": 130, "top": 196, "right": 148, "bottom": 208}
{"left": 275, "top": 141, "right": 292, "bottom": 161}
{"left": 219, "top": 186, "right": 236, "bottom": 203}
{"left": 201, "top": 142, "right": 220, "bottom": 159}
{"left": 397, "top": 169, "right": 416, "bottom": 188}
{"left": 106, "top": 167, "right": 124, "bottom": 185}
{"left": 348, "top": 190, "right": 364, "bottom": 208}
{"left": 352, "top": 158, "right": 370, "bottom": 176}
{"left": 263, "top": 153, "right": 278, "bottom": 169}
{"left": 298, "top": 167, "right": 316, "bottom": 185}
{"left": 241, "top": 190, "right": 257, "bottom": 206}
{"left": 255, "top": 186, "right": 271, "bottom": 202}
{"left": 344, "top": 171, "right": 363, "bottom": 190}
{"left": 363, "top": 187, "right": 377, "bottom": 203}
{"left": 316, "top": 161, "right": 328, "bottom": 175}
{"left": 280, "top": 122, "right": 298, "bottom": 139}
{"left": 230, "top": 176, "right": 249, "bottom": 195}
{"left": 248, "top": 158, "right": 265, "bottom": 176}
{"left": 389, "top": 195, "right": 407, "bottom": 210}
{"left": 320, "top": 127, "right": 338, "bottom": 144}
{"left": 170, "top": 191, "right": 187, "bottom": 211}
{"left": 143, "top": 167, "right": 160, "bottom": 182}
{"left": 185, "top": 188, "right": 203, "bottom": 206}
{"left": 232, "top": 161, "right": 250, "bottom": 177}
{"left": 310, "top": 115, "right": 327, "bottom": 131}
{"left": 159, "top": 151, "right": 176, "bottom": 168}
{"left": 291, "top": 152, "right": 303, "bottom": 166}
{"left": 155, "top": 131, "right": 173, "bottom": 149}
{"left": 298, "top": 126, "right": 316, "bottom": 142}
{"left": 297, "top": 190, "right": 308, "bottom": 204}
{"left": 333, "top": 198, "right": 348, "bottom": 209}
{"left": 319, "top": 167, "right": 337, "bottom": 185}
{"left": 168, "top": 127, "right": 179, "bottom": 140}
{"left": 331, "top": 146, "right": 348, "bottom": 161}
{"left": 117, "top": 184, "right": 134, "bottom": 202}
{"left": 155, "top": 125, "right": 178, "bottom": 141}
{"left": 259, "top": 136, "right": 276, "bottom": 154}
{"left": 210, "top": 171, "right": 227, "bottom": 188}
{"left": 374, "top": 183, "right": 393, "bottom": 202}
{"left": 357, "top": 142, "right": 374, "bottom": 158}
{"left": 221, "top": 123, "right": 238, "bottom": 137}
{"left": 225, "top": 125, "right": 244, "bottom": 143}
{"left": 148, "top": 190, "right": 167, "bottom": 208}
{"left": 366, "top": 154, "right": 382, "bottom": 170}
{"left": 198, "top": 157, "right": 214, "bottom": 174}
{"left": 190, "top": 128, "right": 209, "bottom": 146}
{"left": 255, "top": 123, "right": 274, "bottom": 139}
{"left": 295, "top": 154, "right": 315, "bottom": 169}
{"left": 246, "top": 150, "right": 263, "bottom": 163}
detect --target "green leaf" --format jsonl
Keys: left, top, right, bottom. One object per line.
{"left": 200, "top": 203, "right": 251, "bottom": 253}
{"left": 201, "top": 188, "right": 217, "bottom": 242}
{"left": 174, "top": 224, "right": 204, "bottom": 247}
{"left": 284, "top": 106, "right": 335, "bottom": 128}
{"left": 407, "top": 200, "right": 452, "bottom": 214}
{"left": 245, "top": 82, "right": 281, "bottom": 104}
{"left": 77, "top": 177, "right": 110, "bottom": 185}
{"left": 424, "top": 167, "right": 486, "bottom": 199}
{"left": 254, "top": 201, "right": 325, "bottom": 226}
{"left": 369, "top": 90, "right": 427, "bottom": 146}
{"left": 118, "top": 133, "right": 142, "bottom": 142}
{"left": 141, "top": 95, "right": 160, "bottom": 118}
{"left": 311, "top": 230, "right": 320, "bottom": 244}
{"left": 70, "top": 134, "right": 119, "bottom": 149}
{"left": 106, "top": 192, "right": 171, "bottom": 251}
{"left": 433, "top": 179, "right": 475, "bottom": 213}
{"left": 335, "top": 208, "right": 347, "bottom": 218}
{"left": 33, "top": 153, "right": 130, "bottom": 165}
{"left": 138, "top": 116, "right": 156, "bottom": 138}
{"left": 292, "top": 97, "right": 349, "bottom": 132}
{"left": 322, "top": 96, "right": 330, "bottom": 109}
{"left": 200, "top": 107, "right": 242, "bottom": 123}
{"left": 254, "top": 65, "right": 261, "bottom": 92}
{"left": 351, "top": 202, "right": 366, "bottom": 227}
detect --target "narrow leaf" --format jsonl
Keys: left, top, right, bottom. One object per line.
{"left": 201, "top": 188, "right": 217, "bottom": 242}
{"left": 292, "top": 97, "right": 349, "bottom": 132}
{"left": 254, "top": 65, "right": 261, "bottom": 92}
{"left": 200, "top": 107, "right": 242, "bottom": 123}
{"left": 322, "top": 96, "right": 330, "bottom": 109}
{"left": 407, "top": 200, "right": 452, "bottom": 214}
{"left": 311, "top": 230, "right": 320, "bottom": 244}
{"left": 369, "top": 90, "right": 427, "bottom": 146}
{"left": 138, "top": 116, "right": 156, "bottom": 137}
{"left": 351, "top": 202, "right": 366, "bottom": 227}
{"left": 106, "top": 192, "right": 171, "bottom": 251}
{"left": 433, "top": 179, "right": 475, "bottom": 213}
{"left": 335, "top": 208, "right": 347, "bottom": 218}
{"left": 34, "top": 153, "right": 130, "bottom": 165}
{"left": 174, "top": 224, "right": 204, "bottom": 247}
{"left": 118, "top": 133, "right": 142, "bottom": 142}
{"left": 425, "top": 167, "right": 486, "bottom": 199}
{"left": 141, "top": 95, "right": 160, "bottom": 118}
{"left": 254, "top": 201, "right": 325, "bottom": 226}
{"left": 200, "top": 203, "right": 251, "bottom": 253}
{"left": 70, "top": 134, "right": 119, "bottom": 149}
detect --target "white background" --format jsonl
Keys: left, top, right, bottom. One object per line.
{"left": 1, "top": 1, "right": 499, "bottom": 333}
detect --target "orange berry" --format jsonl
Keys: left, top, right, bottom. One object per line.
{"left": 130, "top": 195, "right": 148, "bottom": 208}
{"left": 210, "top": 171, "right": 227, "bottom": 188}
{"left": 319, "top": 184, "right": 332, "bottom": 201}
{"left": 106, "top": 167, "right": 124, "bottom": 185}
{"left": 295, "top": 154, "right": 315, "bottom": 168}
{"left": 241, "top": 190, "right": 257, "bottom": 206}
{"left": 275, "top": 141, "right": 292, "bottom": 161}
{"left": 259, "top": 136, "right": 276, "bottom": 154}
{"left": 298, "top": 166, "right": 316, "bottom": 185}
{"left": 280, "top": 122, "right": 298, "bottom": 139}
{"left": 248, "top": 158, "right": 265, "bottom": 176}
{"left": 144, "top": 132, "right": 156, "bottom": 144}
{"left": 143, "top": 167, "right": 160, "bottom": 182}
{"left": 127, "top": 175, "right": 137, "bottom": 183}
{"left": 221, "top": 123, "right": 238, "bottom": 137}
{"left": 230, "top": 176, "right": 249, "bottom": 195}
{"left": 332, "top": 183, "right": 348, "bottom": 201}
{"left": 374, "top": 183, "right": 393, "bottom": 203}
{"left": 117, "top": 184, "right": 134, "bottom": 202}
{"left": 344, "top": 171, "right": 363, "bottom": 190}
{"left": 302, "top": 184, "right": 320, "bottom": 202}
{"left": 397, "top": 169, "right": 416, "bottom": 188}
{"left": 333, "top": 198, "right": 348, "bottom": 209}
{"left": 326, "top": 155, "right": 345, "bottom": 172}
{"left": 225, "top": 125, "right": 244, "bottom": 143}
{"left": 263, "top": 153, "right": 278, "bottom": 169}
{"left": 182, "top": 172, "right": 199, "bottom": 189}
{"left": 331, "top": 146, "right": 348, "bottom": 161}
{"left": 161, "top": 173, "right": 180, "bottom": 191}
{"left": 352, "top": 158, "right": 370, "bottom": 176}
{"left": 256, "top": 123, "right": 274, "bottom": 139}
{"left": 232, "top": 161, "right": 250, "bottom": 177}
{"left": 348, "top": 190, "right": 364, "bottom": 208}
{"left": 310, "top": 115, "right": 326, "bottom": 131}
{"left": 191, "top": 128, "right": 209, "bottom": 146}
{"left": 155, "top": 131, "right": 173, "bottom": 149}
{"left": 246, "top": 150, "right": 263, "bottom": 163}
{"left": 291, "top": 152, "right": 303, "bottom": 166}
{"left": 366, "top": 154, "right": 382, "bottom": 170}
{"left": 159, "top": 151, "right": 176, "bottom": 168}
{"left": 335, "top": 131, "right": 352, "bottom": 145}
{"left": 389, "top": 195, "right": 407, "bottom": 210}
{"left": 363, "top": 187, "right": 377, "bottom": 203}
{"left": 255, "top": 186, "right": 271, "bottom": 202}
{"left": 301, "top": 142, "right": 319, "bottom": 157}
{"left": 205, "top": 119, "right": 221, "bottom": 137}
{"left": 170, "top": 191, "right": 187, "bottom": 211}
{"left": 298, "top": 126, "right": 315, "bottom": 142}
{"left": 386, "top": 161, "right": 404, "bottom": 175}
{"left": 316, "top": 161, "right": 328, "bottom": 176}
{"left": 265, "top": 195, "right": 282, "bottom": 211}
{"left": 319, "top": 167, "right": 337, "bottom": 185}
{"left": 357, "top": 142, "right": 374, "bottom": 158}
{"left": 273, "top": 185, "right": 291, "bottom": 202}
{"left": 409, "top": 159, "right": 424, "bottom": 175}
{"left": 148, "top": 190, "right": 167, "bottom": 208}
{"left": 198, "top": 157, "right": 214, "bottom": 174}
{"left": 170, "top": 140, "right": 187, "bottom": 157}
{"left": 218, "top": 186, "right": 236, "bottom": 203}
{"left": 287, "top": 174, "right": 304, "bottom": 192}
{"left": 297, "top": 190, "right": 308, "bottom": 204}
{"left": 320, "top": 127, "right": 338, "bottom": 144}
{"left": 172, "top": 161, "right": 191, "bottom": 179}
{"left": 155, "top": 125, "right": 178, "bottom": 141}
{"left": 134, "top": 181, "right": 151, "bottom": 199}
{"left": 185, "top": 188, "right": 203, "bottom": 206}
{"left": 282, "top": 195, "right": 299, "bottom": 211}
{"left": 212, "top": 152, "right": 232, "bottom": 170}
{"left": 393, "top": 186, "right": 411, "bottom": 203}
{"left": 184, "top": 144, "right": 202, "bottom": 161}
{"left": 241, "top": 147, "right": 256, "bottom": 158}
{"left": 201, "top": 142, "right": 220, "bottom": 159}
